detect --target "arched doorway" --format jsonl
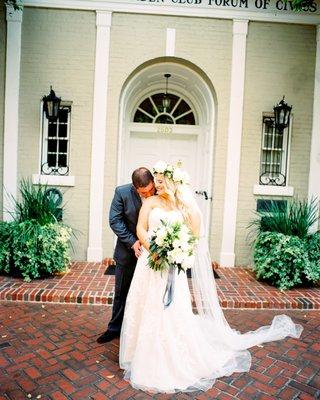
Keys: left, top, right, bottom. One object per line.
{"left": 118, "top": 60, "right": 216, "bottom": 235}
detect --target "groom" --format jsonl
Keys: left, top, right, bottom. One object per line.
{"left": 97, "top": 167, "right": 155, "bottom": 343}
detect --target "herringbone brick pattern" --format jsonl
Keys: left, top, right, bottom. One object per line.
{"left": 0, "top": 303, "right": 319, "bottom": 399}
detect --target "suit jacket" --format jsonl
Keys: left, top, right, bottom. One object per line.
{"left": 109, "top": 183, "right": 142, "bottom": 267}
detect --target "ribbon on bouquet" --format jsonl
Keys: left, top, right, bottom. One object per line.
{"left": 163, "top": 265, "right": 175, "bottom": 308}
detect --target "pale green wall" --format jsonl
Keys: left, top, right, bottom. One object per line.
{"left": 19, "top": 7, "right": 96, "bottom": 259}
{"left": 0, "top": 7, "right": 5, "bottom": 219}
{"left": 103, "top": 13, "right": 233, "bottom": 261}
{"left": 236, "top": 21, "right": 316, "bottom": 265}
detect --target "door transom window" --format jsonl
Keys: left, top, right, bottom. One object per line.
{"left": 133, "top": 93, "right": 196, "bottom": 125}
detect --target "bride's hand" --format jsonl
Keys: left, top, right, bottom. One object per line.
{"left": 132, "top": 240, "right": 142, "bottom": 258}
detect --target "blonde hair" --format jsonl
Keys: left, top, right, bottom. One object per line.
{"left": 156, "top": 173, "right": 192, "bottom": 227}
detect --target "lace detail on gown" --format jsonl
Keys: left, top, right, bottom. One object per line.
{"left": 119, "top": 208, "right": 303, "bottom": 393}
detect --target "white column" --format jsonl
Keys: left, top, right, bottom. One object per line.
{"left": 308, "top": 25, "right": 320, "bottom": 233}
{"left": 3, "top": 5, "right": 23, "bottom": 221}
{"left": 87, "top": 11, "right": 112, "bottom": 262}
{"left": 220, "top": 19, "right": 248, "bottom": 267}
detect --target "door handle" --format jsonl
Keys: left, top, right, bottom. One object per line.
{"left": 195, "top": 190, "right": 212, "bottom": 201}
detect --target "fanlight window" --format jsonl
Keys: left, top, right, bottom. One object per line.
{"left": 133, "top": 93, "right": 196, "bottom": 125}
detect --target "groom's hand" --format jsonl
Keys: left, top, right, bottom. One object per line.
{"left": 132, "top": 240, "right": 142, "bottom": 258}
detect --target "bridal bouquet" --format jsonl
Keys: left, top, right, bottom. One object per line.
{"left": 148, "top": 219, "right": 197, "bottom": 274}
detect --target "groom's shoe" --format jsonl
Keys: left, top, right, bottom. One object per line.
{"left": 96, "top": 330, "right": 119, "bottom": 344}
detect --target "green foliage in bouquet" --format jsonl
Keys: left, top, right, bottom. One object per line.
{"left": 0, "top": 179, "right": 73, "bottom": 281}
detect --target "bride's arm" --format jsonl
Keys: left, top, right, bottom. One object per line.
{"left": 189, "top": 207, "right": 201, "bottom": 238}
{"left": 137, "top": 198, "right": 153, "bottom": 251}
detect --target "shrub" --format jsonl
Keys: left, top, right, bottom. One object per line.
{"left": 9, "top": 221, "right": 72, "bottom": 282}
{"left": 304, "top": 232, "right": 320, "bottom": 283}
{"left": 0, "top": 221, "right": 14, "bottom": 274}
{"left": 0, "top": 179, "right": 73, "bottom": 281}
{"left": 253, "top": 232, "right": 311, "bottom": 290}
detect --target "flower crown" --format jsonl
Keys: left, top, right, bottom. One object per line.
{"left": 153, "top": 160, "right": 190, "bottom": 185}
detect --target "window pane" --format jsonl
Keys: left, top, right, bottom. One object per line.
{"left": 48, "top": 153, "right": 56, "bottom": 167}
{"left": 58, "top": 124, "right": 67, "bottom": 138}
{"left": 176, "top": 113, "right": 195, "bottom": 125}
{"left": 264, "top": 120, "right": 274, "bottom": 133}
{"left": 48, "top": 122, "right": 57, "bottom": 137}
{"left": 154, "top": 114, "right": 174, "bottom": 124}
{"left": 48, "top": 139, "right": 57, "bottom": 152}
{"left": 58, "top": 140, "right": 68, "bottom": 153}
{"left": 173, "top": 99, "right": 190, "bottom": 118}
{"left": 151, "top": 93, "right": 179, "bottom": 114}
{"left": 263, "top": 134, "right": 273, "bottom": 148}
{"left": 133, "top": 94, "right": 195, "bottom": 125}
{"left": 274, "top": 134, "right": 283, "bottom": 149}
{"left": 133, "top": 110, "right": 153, "bottom": 123}
{"left": 139, "top": 97, "right": 157, "bottom": 117}
{"left": 58, "top": 109, "right": 69, "bottom": 123}
{"left": 58, "top": 154, "right": 67, "bottom": 167}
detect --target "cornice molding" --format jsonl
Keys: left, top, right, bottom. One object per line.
{"left": 22, "top": 0, "right": 320, "bottom": 25}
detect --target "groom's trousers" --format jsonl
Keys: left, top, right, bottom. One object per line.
{"left": 107, "top": 263, "right": 136, "bottom": 334}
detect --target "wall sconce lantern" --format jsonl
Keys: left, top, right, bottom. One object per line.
{"left": 162, "top": 73, "right": 171, "bottom": 110}
{"left": 42, "top": 86, "right": 61, "bottom": 121}
{"left": 273, "top": 96, "right": 292, "bottom": 132}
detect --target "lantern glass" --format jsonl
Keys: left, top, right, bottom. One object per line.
{"left": 43, "top": 87, "right": 61, "bottom": 121}
{"left": 274, "top": 97, "right": 292, "bottom": 131}
{"left": 162, "top": 96, "right": 171, "bottom": 110}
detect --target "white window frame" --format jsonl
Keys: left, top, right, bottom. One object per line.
{"left": 253, "top": 113, "right": 293, "bottom": 196}
{"left": 33, "top": 100, "right": 75, "bottom": 187}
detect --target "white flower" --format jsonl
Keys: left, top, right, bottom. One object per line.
{"left": 172, "top": 168, "right": 184, "bottom": 183}
{"left": 180, "top": 240, "right": 191, "bottom": 252}
{"left": 172, "top": 239, "right": 183, "bottom": 249}
{"left": 154, "top": 227, "right": 167, "bottom": 246}
{"left": 168, "top": 248, "right": 185, "bottom": 264}
{"left": 153, "top": 160, "right": 167, "bottom": 174}
{"left": 166, "top": 164, "right": 174, "bottom": 172}
{"left": 182, "top": 255, "right": 195, "bottom": 270}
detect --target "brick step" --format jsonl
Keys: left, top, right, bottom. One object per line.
{"left": 0, "top": 262, "right": 319, "bottom": 309}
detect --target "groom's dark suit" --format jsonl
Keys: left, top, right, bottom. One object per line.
{"left": 107, "top": 183, "right": 142, "bottom": 334}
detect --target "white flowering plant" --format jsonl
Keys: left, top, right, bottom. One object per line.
{"left": 148, "top": 219, "right": 197, "bottom": 274}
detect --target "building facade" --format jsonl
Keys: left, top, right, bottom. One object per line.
{"left": 1, "top": 0, "right": 320, "bottom": 266}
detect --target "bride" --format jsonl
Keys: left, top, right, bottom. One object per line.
{"left": 119, "top": 161, "right": 303, "bottom": 393}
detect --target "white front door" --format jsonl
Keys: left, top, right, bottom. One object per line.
{"left": 121, "top": 123, "right": 211, "bottom": 232}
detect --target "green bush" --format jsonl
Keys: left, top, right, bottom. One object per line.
{"left": 253, "top": 232, "right": 309, "bottom": 290}
{"left": 0, "top": 221, "right": 72, "bottom": 282}
{"left": 0, "top": 178, "right": 73, "bottom": 281}
{"left": 0, "top": 221, "right": 14, "bottom": 273}
{"left": 14, "top": 221, "right": 72, "bottom": 281}
{"left": 304, "top": 232, "right": 320, "bottom": 283}
{"left": 253, "top": 231, "right": 320, "bottom": 290}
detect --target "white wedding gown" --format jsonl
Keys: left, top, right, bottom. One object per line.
{"left": 119, "top": 207, "right": 303, "bottom": 393}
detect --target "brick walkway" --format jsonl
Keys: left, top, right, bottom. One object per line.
{"left": 0, "top": 263, "right": 319, "bottom": 309}
{"left": 0, "top": 302, "right": 319, "bottom": 400}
